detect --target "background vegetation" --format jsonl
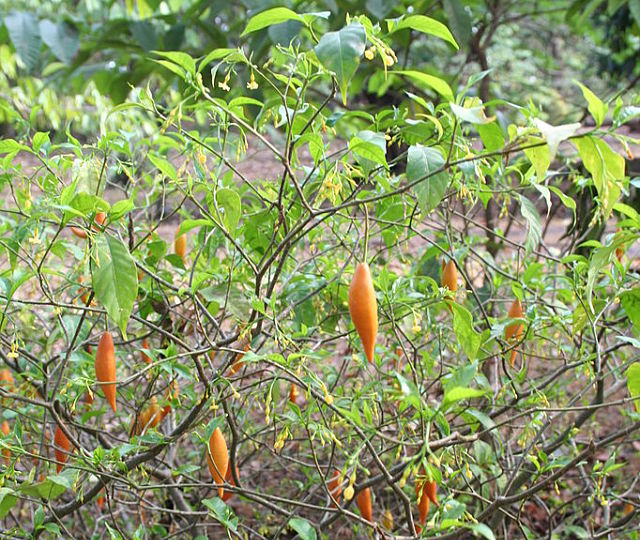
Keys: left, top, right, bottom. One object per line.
{"left": 0, "top": 1, "right": 640, "bottom": 539}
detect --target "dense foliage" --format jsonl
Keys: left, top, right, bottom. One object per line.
{"left": 1, "top": 1, "right": 640, "bottom": 539}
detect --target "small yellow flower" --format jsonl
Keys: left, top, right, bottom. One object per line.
{"left": 274, "top": 429, "right": 288, "bottom": 452}
{"left": 247, "top": 71, "right": 258, "bottom": 90}
{"left": 218, "top": 72, "right": 231, "bottom": 92}
{"left": 384, "top": 54, "right": 395, "bottom": 67}
{"left": 382, "top": 509, "right": 393, "bottom": 530}
{"left": 364, "top": 47, "right": 375, "bottom": 60}
{"left": 28, "top": 225, "right": 41, "bottom": 245}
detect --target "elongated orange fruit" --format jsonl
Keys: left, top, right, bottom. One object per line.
{"left": 132, "top": 397, "right": 162, "bottom": 436}
{"left": 94, "top": 212, "right": 106, "bottom": 231}
{"left": 425, "top": 480, "right": 439, "bottom": 507}
{"left": 141, "top": 339, "right": 151, "bottom": 364}
{"left": 221, "top": 464, "right": 238, "bottom": 502}
{"left": 416, "top": 479, "right": 430, "bottom": 525}
{"left": 70, "top": 226, "right": 87, "bottom": 239}
{"left": 95, "top": 331, "right": 117, "bottom": 412}
{"left": 54, "top": 423, "right": 71, "bottom": 473}
{"left": 348, "top": 262, "right": 378, "bottom": 362}
{"left": 1, "top": 420, "right": 10, "bottom": 462}
{"left": 289, "top": 383, "right": 299, "bottom": 404}
{"left": 175, "top": 230, "right": 186, "bottom": 259}
{"left": 328, "top": 470, "right": 342, "bottom": 506}
{"left": 356, "top": 487, "right": 373, "bottom": 521}
{"left": 229, "top": 339, "right": 250, "bottom": 375}
{"left": 0, "top": 368, "right": 14, "bottom": 388}
{"left": 393, "top": 346, "right": 403, "bottom": 371}
{"left": 505, "top": 299, "right": 524, "bottom": 365}
{"left": 442, "top": 259, "right": 458, "bottom": 293}
{"left": 207, "top": 427, "right": 229, "bottom": 498}
{"left": 159, "top": 380, "right": 178, "bottom": 421}
{"left": 96, "top": 489, "right": 105, "bottom": 510}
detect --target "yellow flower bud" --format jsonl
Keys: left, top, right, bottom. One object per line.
{"left": 343, "top": 485, "right": 354, "bottom": 501}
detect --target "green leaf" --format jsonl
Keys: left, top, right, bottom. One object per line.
{"left": 241, "top": 8, "right": 304, "bottom": 36}
{"left": 288, "top": 517, "right": 317, "bottom": 540}
{"left": 470, "top": 523, "right": 496, "bottom": 540}
{"left": 148, "top": 153, "right": 177, "bottom": 181}
{"left": 202, "top": 497, "right": 238, "bottom": 531}
{"left": 152, "top": 59, "right": 188, "bottom": 79}
{"left": 5, "top": 11, "right": 41, "bottom": 72}
{"left": 407, "top": 145, "right": 448, "bottom": 215}
{"left": 614, "top": 202, "right": 640, "bottom": 225}
{"left": 47, "top": 473, "right": 74, "bottom": 490}
{"left": 228, "top": 97, "right": 263, "bottom": 109}
{"left": 39, "top": 20, "right": 79, "bottom": 64}
{"left": 549, "top": 186, "right": 576, "bottom": 215}
{"left": 450, "top": 303, "right": 481, "bottom": 360}
{"left": 394, "top": 70, "right": 454, "bottom": 102}
{"left": 621, "top": 289, "right": 640, "bottom": 330}
{"left": 178, "top": 218, "right": 214, "bottom": 236}
{"left": 0, "top": 488, "right": 17, "bottom": 519}
{"left": 73, "top": 157, "right": 103, "bottom": 194}
{"left": 110, "top": 199, "right": 135, "bottom": 221}
{"left": 0, "top": 139, "right": 27, "bottom": 154}
{"left": 523, "top": 138, "right": 550, "bottom": 182}
{"left": 295, "top": 133, "right": 324, "bottom": 164}
{"left": 70, "top": 192, "right": 107, "bottom": 216}
{"left": 315, "top": 23, "right": 367, "bottom": 105}
{"left": 394, "top": 373, "right": 426, "bottom": 411}
{"left": 387, "top": 15, "right": 458, "bottom": 49}
{"left": 442, "top": 386, "right": 486, "bottom": 409}
{"left": 350, "top": 135, "right": 388, "bottom": 170}
{"left": 450, "top": 102, "right": 493, "bottom": 124}
{"left": 199, "top": 48, "right": 238, "bottom": 72}
{"left": 152, "top": 51, "right": 195, "bottom": 78}
{"left": 630, "top": 0, "right": 640, "bottom": 27}
{"left": 32, "top": 131, "right": 50, "bottom": 154}
{"left": 518, "top": 196, "right": 542, "bottom": 255}
{"left": 476, "top": 122, "right": 505, "bottom": 152}
{"left": 626, "top": 363, "right": 640, "bottom": 413}
{"left": 443, "top": 0, "right": 472, "bottom": 45}
{"left": 91, "top": 236, "right": 138, "bottom": 337}
{"left": 575, "top": 81, "right": 607, "bottom": 126}
{"left": 573, "top": 136, "right": 624, "bottom": 220}
{"left": 585, "top": 243, "right": 616, "bottom": 313}
{"left": 216, "top": 188, "right": 242, "bottom": 238}
{"left": 19, "top": 478, "right": 68, "bottom": 500}
{"left": 563, "top": 525, "right": 590, "bottom": 539}
{"left": 130, "top": 20, "right": 158, "bottom": 51}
